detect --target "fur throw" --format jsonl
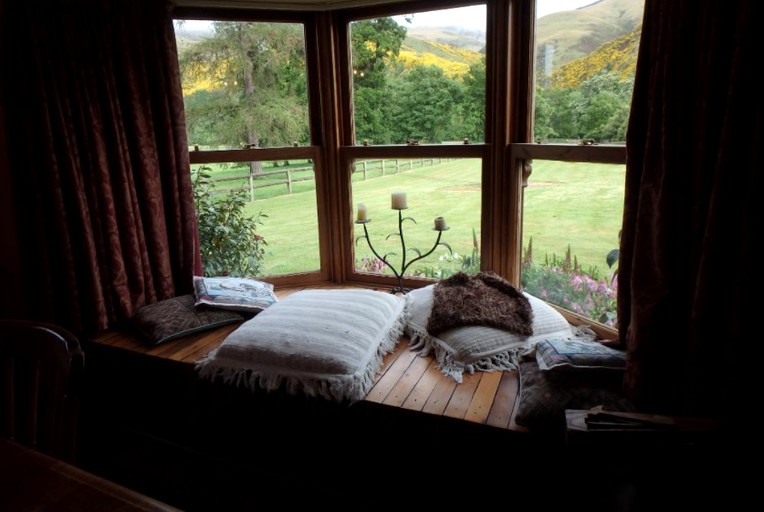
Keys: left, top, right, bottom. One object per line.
{"left": 426, "top": 271, "right": 534, "bottom": 336}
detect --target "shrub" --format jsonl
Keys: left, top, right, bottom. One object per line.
{"left": 191, "top": 166, "right": 268, "bottom": 277}
{"left": 521, "top": 239, "right": 618, "bottom": 328}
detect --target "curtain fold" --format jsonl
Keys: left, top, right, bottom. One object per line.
{"left": 0, "top": 0, "right": 199, "bottom": 335}
{"left": 620, "top": 0, "right": 761, "bottom": 422}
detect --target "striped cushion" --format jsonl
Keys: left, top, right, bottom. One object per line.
{"left": 196, "top": 289, "right": 406, "bottom": 403}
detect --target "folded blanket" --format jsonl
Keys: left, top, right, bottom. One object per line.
{"left": 426, "top": 271, "right": 534, "bottom": 336}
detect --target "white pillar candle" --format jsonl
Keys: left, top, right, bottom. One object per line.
{"left": 357, "top": 203, "right": 368, "bottom": 221}
{"left": 434, "top": 216, "right": 447, "bottom": 230}
{"left": 391, "top": 192, "right": 407, "bottom": 209}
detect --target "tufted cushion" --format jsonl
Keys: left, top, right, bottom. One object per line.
{"left": 131, "top": 295, "right": 244, "bottom": 345}
{"left": 404, "top": 284, "right": 575, "bottom": 383}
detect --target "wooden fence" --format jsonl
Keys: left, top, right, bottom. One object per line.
{"left": 210, "top": 158, "right": 453, "bottom": 201}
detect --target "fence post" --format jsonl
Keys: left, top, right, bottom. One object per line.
{"left": 362, "top": 161, "right": 367, "bottom": 180}
{"left": 287, "top": 169, "right": 292, "bottom": 194}
{"left": 381, "top": 159, "right": 385, "bottom": 176}
{"left": 249, "top": 174, "right": 255, "bottom": 202}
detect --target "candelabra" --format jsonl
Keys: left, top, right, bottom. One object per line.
{"left": 355, "top": 193, "right": 451, "bottom": 294}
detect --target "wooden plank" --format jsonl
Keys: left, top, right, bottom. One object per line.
{"left": 146, "top": 332, "right": 209, "bottom": 358}
{"left": 364, "top": 345, "right": 418, "bottom": 403}
{"left": 510, "top": 143, "right": 626, "bottom": 164}
{"left": 168, "top": 325, "right": 238, "bottom": 363}
{"left": 381, "top": 351, "right": 431, "bottom": 407}
{"left": 89, "top": 330, "right": 123, "bottom": 345}
{"left": 178, "top": 327, "right": 237, "bottom": 364}
{"left": 464, "top": 371, "right": 502, "bottom": 424}
{"left": 373, "top": 340, "right": 408, "bottom": 383}
{"left": 102, "top": 333, "right": 143, "bottom": 350}
{"left": 421, "top": 374, "right": 458, "bottom": 416}
{"left": 401, "top": 358, "right": 442, "bottom": 412}
{"left": 274, "top": 286, "right": 306, "bottom": 299}
{"left": 442, "top": 372, "right": 481, "bottom": 420}
{"left": 485, "top": 370, "right": 519, "bottom": 429}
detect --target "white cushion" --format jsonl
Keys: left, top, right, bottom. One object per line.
{"left": 196, "top": 289, "right": 406, "bottom": 403}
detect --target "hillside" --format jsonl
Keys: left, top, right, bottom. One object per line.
{"left": 399, "top": 29, "right": 483, "bottom": 77}
{"left": 550, "top": 26, "right": 640, "bottom": 87}
{"left": 536, "top": 0, "right": 643, "bottom": 74}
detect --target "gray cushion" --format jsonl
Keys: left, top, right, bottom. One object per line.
{"left": 514, "top": 360, "right": 635, "bottom": 431}
{"left": 132, "top": 295, "right": 244, "bottom": 345}
{"left": 536, "top": 338, "right": 627, "bottom": 372}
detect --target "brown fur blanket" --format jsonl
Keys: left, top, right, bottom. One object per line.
{"left": 426, "top": 271, "right": 534, "bottom": 336}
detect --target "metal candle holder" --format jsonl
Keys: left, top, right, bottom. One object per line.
{"left": 356, "top": 207, "right": 451, "bottom": 294}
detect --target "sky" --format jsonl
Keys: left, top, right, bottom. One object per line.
{"left": 177, "top": 1, "right": 596, "bottom": 35}
{"left": 394, "top": 1, "right": 597, "bottom": 31}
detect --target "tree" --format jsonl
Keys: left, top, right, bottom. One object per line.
{"left": 178, "top": 22, "right": 309, "bottom": 173}
{"left": 573, "top": 70, "right": 633, "bottom": 141}
{"left": 350, "top": 18, "right": 407, "bottom": 142}
{"left": 350, "top": 18, "right": 407, "bottom": 89}
{"left": 461, "top": 58, "right": 486, "bottom": 142}
{"left": 388, "top": 65, "right": 464, "bottom": 143}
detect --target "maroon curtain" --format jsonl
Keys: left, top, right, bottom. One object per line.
{"left": 0, "top": 0, "right": 200, "bottom": 336}
{"left": 620, "top": 0, "right": 761, "bottom": 423}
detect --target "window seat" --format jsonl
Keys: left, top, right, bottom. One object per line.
{"left": 84, "top": 283, "right": 525, "bottom": 433}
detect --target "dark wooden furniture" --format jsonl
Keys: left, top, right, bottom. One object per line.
{"left": 0, "top": 319, "right": 85, "bottom": 463}
{"left": 0, "top": 437, "right": 181, "bottom": 511}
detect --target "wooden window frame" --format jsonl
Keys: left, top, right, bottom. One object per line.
{"left": 174, "top": 1, "right": 627, "bottom": 337}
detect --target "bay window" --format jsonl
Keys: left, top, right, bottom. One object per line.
{"left": 173, "top": 0, "right": 644, "bottom": 333}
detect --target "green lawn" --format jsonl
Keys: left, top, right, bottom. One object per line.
{"left": 523, "top": 160, "right": 625, "bottom": 277}
{"left": 213, "top": 158, "right": 624, "bottom": 277}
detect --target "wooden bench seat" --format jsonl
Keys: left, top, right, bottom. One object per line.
{"left": 86, "top": 298, "right": 523, "bottom": 432}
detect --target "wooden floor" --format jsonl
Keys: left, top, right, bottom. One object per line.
{"left": 89, "top": 284, "right": 522, "bottom": 433}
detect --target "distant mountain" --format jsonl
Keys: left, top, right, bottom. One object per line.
{"left": 537, "top": 0, "right": 643, "bottom": 74}
{"left": 405, "top": 26, "right": 485, "bottom": 53}
{"left": 399, "top": 28, "right": 484, "bottom": 77}
{"left": 395, "top": 0, "right": 641, "bottom": 80}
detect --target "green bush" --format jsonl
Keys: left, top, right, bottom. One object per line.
{"left": 191, "top": 166, "right": 268, "bottom": 277}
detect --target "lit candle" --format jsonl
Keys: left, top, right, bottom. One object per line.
{"left": 391, "top": 192, "right": 407, "bottom": 210}
{"left": 357, "top": 203, "right": 368, "bottom": 222}
{"left": 434, "top": 216, "right": 447, "bottom": 230}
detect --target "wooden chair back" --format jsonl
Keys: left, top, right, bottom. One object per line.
{"left": 0, "top": 319, "right": 84, "bottom": 463}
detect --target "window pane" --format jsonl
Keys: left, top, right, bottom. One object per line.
{"left": 174, "top": 20, "right": 309, "bottom": 150}
{"left": 534, "top": 0, "right": 644, "bottom": 143}
{"left": 352, "top": 158, "right": 481, "bottom": 278}
{"left": 191, "top": 160, "right": 320, "bottom": 277}
{"left": 520, "top": 161, "right": 623, "bottom": 328}
{"left": 350, "top": 5, "right": 486, "bottom": 145}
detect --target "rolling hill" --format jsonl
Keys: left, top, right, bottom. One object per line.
{"left": 397, "top": 0, "right": 642, "bottom": 81}
{"left": 399, "top": 27, "right": 484, "bottom": 77}
{"left": 536, "top": 0, "right": 643, "bottom": 74}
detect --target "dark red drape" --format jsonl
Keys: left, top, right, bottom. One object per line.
{"left": 620, "top": 0, "right": 761, "bottom": 423}
{"left": 0, "top": 0, "right": 200, "bottom": 336}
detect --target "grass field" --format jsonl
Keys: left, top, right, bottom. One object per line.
{"left": 203, "top": 158, "right": 625, "bottom": 277}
